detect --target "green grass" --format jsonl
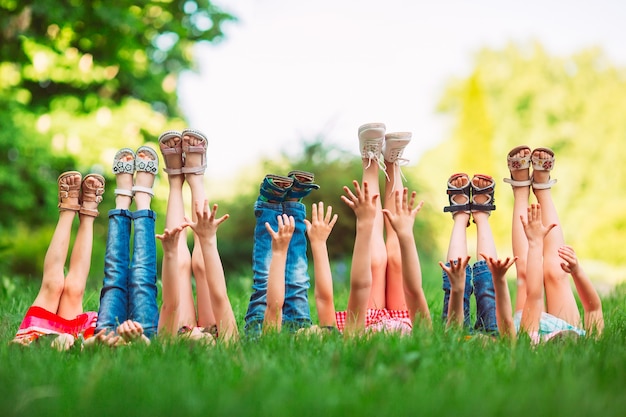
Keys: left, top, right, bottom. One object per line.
{"left": 1, "top": 273, "right": 625, "bottom": 417}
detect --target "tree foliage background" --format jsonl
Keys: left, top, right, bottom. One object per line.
{"left": 1, "top": 2, "right": 625, "bottom": 288}
{"left": 0, "top": 0, "right": 234, "bottom": 279}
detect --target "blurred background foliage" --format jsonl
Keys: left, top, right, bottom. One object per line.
{"left": 1, "top": 2, "right": 625, "bottom": 290}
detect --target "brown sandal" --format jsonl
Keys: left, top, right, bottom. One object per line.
{"left": 79, "top": 173, "right": 105, "bottom": 217}
{"left": 58, "top": 171, "right": 82, "bottom": 212}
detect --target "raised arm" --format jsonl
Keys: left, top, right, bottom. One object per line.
{"left": 304, "top": 202, "right": 338, "bottom": 328}
{"left": 481, "top": 254, "right": 517, "bottom": 339}
{"left": 382, "top": 188, "right": 431, "bottom": 328}
{"left": 263, "top": 214, "right": 295, "bottom": 333}
{"left": 520, "top": 203, "right": 556, "bottom": 339}
{"left": 341, "top": 180, "right": 378, "bottom": 335}
{"left": 188, "top": 200, "right": 238, "bottom": 343}
{"left": 558, "top": 245, "right": 604, "bottom": 336}
{"left": 439, "top": 256, "right": 470, "bottom": 329}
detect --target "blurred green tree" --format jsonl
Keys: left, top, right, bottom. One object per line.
{"left": 416, "top": 42, "right": 626, "bottom": 269}
{"left": 0, "top": 1, "right": 234, "bottom": 278}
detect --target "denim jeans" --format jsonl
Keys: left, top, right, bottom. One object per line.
{"left": 96, "top": 209, "right": 159, "bottom": 338}
{"left": 244, "top": 200, "right": 312, "bottom": 335}
{"left": 441, "top": 260, "right": 497, "bottom": 334}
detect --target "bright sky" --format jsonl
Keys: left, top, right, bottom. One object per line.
{"left": 178, "top": 0, "right": 626, "bottom": 178}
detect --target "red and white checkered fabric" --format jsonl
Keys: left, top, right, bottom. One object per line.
{"left": 335, "top": 308, "right": 412, "bottom": 335}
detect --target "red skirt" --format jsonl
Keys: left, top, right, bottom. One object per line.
{"left": 12, "top": 305, "right": 98, "bottom": 345}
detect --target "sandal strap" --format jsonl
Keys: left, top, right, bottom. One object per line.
{"left": 132, "top": 185, "right": 154, "bottom": 197}
{"left": 114, "top": 188, "right": 134, "bottom": 197}
{"left": 532, "top": 178, "right": 557, "bottom": 190}
{"left": 503, "top": 177, "right": 532, "bottom": 187}
{"left": 79, "top": 207, "right": 100, "bottom": 217}
{"left": 135, "top": 146, "right": 159, "bottom": 174}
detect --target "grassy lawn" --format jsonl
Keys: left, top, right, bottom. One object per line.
{"left": 1, "top": 272, "right": 625, "bottom": 417}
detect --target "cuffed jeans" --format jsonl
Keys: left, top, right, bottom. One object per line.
{"left": 441, "top": 260, "right": 497, "bottom": 334}
{"left": 244, "top": 200, "right": 312, "bottom": 335}
{"left": 96, "top": 209, "right": 159, "bottom": 338}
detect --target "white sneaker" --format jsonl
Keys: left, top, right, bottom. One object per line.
{"left": 383, "top": 132, "right": 412, "bottom": 165}
{"left": 358, "top": 122, "right": 386, "bottom": 169}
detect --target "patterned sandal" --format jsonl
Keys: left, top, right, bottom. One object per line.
{"left": 470, "top": 174, "right": 496, "bottom": 214}
{"left": 181, "top": 128, "right": 208, "bottom": 175}
{"left": 79, "top": 174, "right": 105, "bottom": 217}
{"left": 132, "top": 146, "right": 159, "bottom": 197}
{"left": 531, "top": 147, "right": 557, "bottom": 190}
{"left": 503, "top": 145, "right": 532, "bottom": 188}
{"left": 158, "top": 130, "right": 183, "bottom": 175}
{"left": 285, "top": 170, "right": 320, "bottom": 201}
{"left": 259, "top": 174, "right": 294, "bottom": 203}
{"left": 443, "top": 173, "right": 471, "bottom": 216}
{"left": 112, "top": 148, "right": 135, "bottom": 198}
{"left": 57, "top": 171, "right": 82, "bottom": 212}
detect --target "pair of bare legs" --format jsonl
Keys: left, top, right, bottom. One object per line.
{"left": 359, "top": 123, "right": 413, "bottom": 311}
{"left": 158, "top": 130, "right": 216, "bottom": 337}
{"left": 507, "top": 147, "right": 581, "bottom": 328}
{"left": 32, "top": 173, "right": 104, "bottom": 320}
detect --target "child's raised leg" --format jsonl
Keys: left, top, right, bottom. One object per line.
{"left": 57, "top": 173, "right": 104, "bottom": 318}
{"left": 504, "top": 146, "right": 532, "bottom": 312}
{"left": 470, "top": 174, "right": 498, "bottom": 333}
{"left": 358, "top": 123, "right": 386, "bottom": 309}
{"left": 531, "top": 148, "right": 581, "bottom": 327}
{"left": 441, "top": 173, "right": 472, "bottom": 327}
{"left": 33, "top": 172, "right": 82, "bottom": 315}
{"left": 382, "top": 132, "right": 411, "bottom": 310}
{"left": 183, "top": 130, "right": 216, "bottom": 329}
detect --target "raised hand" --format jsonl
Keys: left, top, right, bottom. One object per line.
{"left": 304, "top": 201, "right": 338, "bottom": 244}
{"left": 382, "top": 187, "right": 423, "bottom": 238}
{"left": 341, "top": 180, "right": 378, "bottom": 221}
{"left": 187, "top": 200, "right": 230, "bottom": 242}
{"left": 557, "top": 245, "right": 580, "bottom": 274}
{"left": 521, "top": 203, "right": 556, "bottom": 243}
{"left": 439, "top": 255, "right": 471, "bottom": 290}
{"left": 265, "top": 213, "right": 295, "bottom": 253}
{"left": 156, "top": 224, "right": 187, "bottom": 252}
{"left": 480, "top": 253, "right": 517, "bottom": 281}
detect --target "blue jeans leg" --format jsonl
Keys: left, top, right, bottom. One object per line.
{"left": 244, "top": 200, "right": 283, "bottom": 335}
{"left": 96, "top": 209, "right": 132, "bottom": 333}
{"left": 128, "top": 209, "right": 159, "bottom": 339}
{"left": 441, "top": 263, "right": 473, "bottom": 328}
{"left": 282, "top": 201, "right": 312, "bottom": 330}
{"left": 472, "top": 260, "right": 498, "bottom": 334}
